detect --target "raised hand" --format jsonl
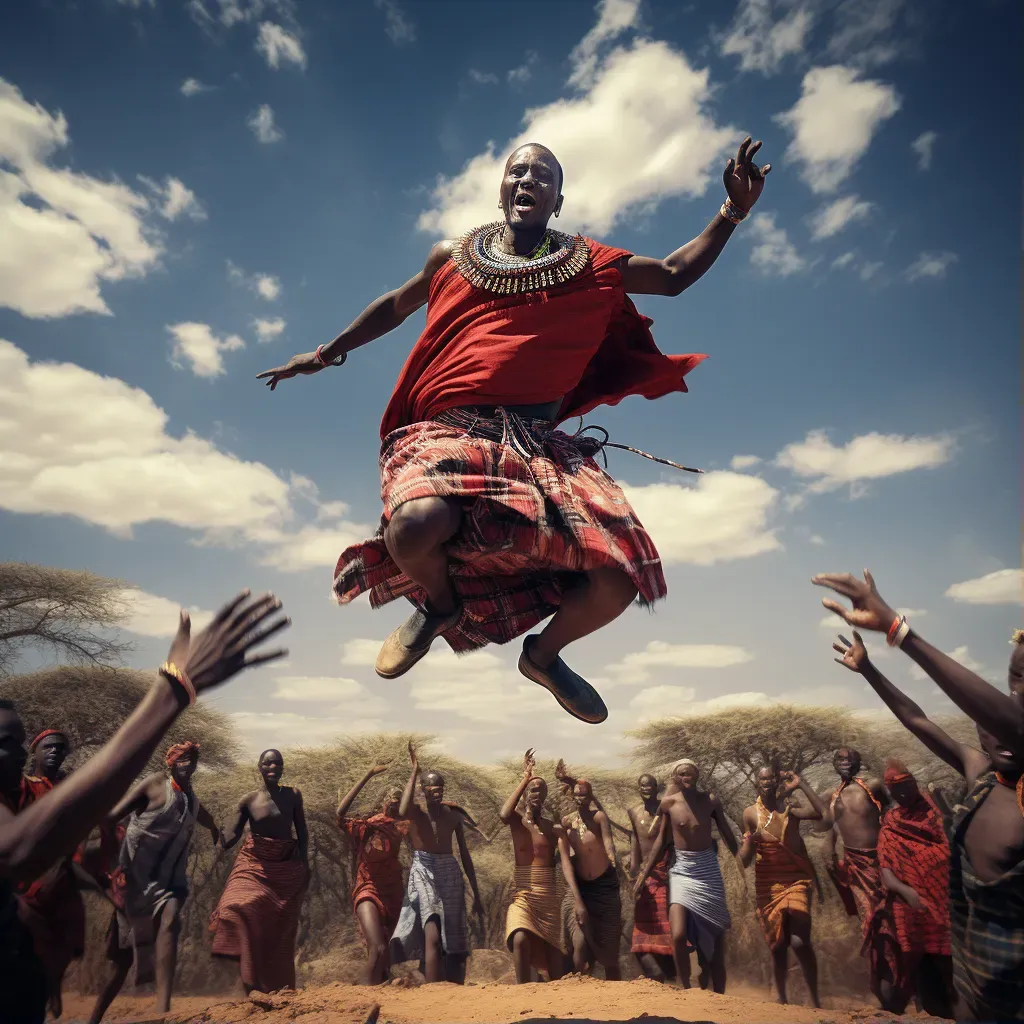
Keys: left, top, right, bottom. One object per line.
{"left": 256, "top": 352, "right": 324, "bottom": 392}
{"left": 833, "top": 632, "right": 869, "bottom": 674}
{"left": 408, "top": 740, "right": 418, "bottom": 769}
{"left": 779, "top": 771, "right": 801, "bottom": 795}
{"left": 166, "top": 591, "right": 289, "bottom": 695}
{"left": 724, "top": 136, "right": 771, "bottom": 214}
{"left": 812, "top": 569, "right": 899, "bottom": 634}
{"left": 522, "top": 748, "right": 536, "bottom": 780}
{"left": 369, "top": 760, "right": 393, "bottom": 777}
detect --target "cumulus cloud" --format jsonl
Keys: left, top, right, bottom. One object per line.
{"left": 809, "top": 194, "right": 873, "bottom": 239}
{"left": 0, "top": 78, "right": 190, "bottom": 319}
{"left": 775, "top": 66, "right": 900, "bottom": 193}
{"left": 247, "top": 104, "right": 283, "bottom": 144}
{"left": 905, "top": 250, "right": 957, "bottom": 282}
{"left": 139, "top": 175, "right": 206, "bottom": 221}
{"left": 776, "top": 429, "right": 955, "bottom": 495}
{"left": 622, "top": 471, "right": 781, "bottom": 566}
{"left": 0, "top": 339, "right": 370, "bottom": 569}
{"left": 911, "top": 130, "right": 937, "bottom": 170}
{"left": 718, "top": 0, "right": 815, "bottom": 75}
{"left": 945, "top": 569, "right": 1023, "bottom": 606}
{"left": 180, "top": 78, "right": 212, "bottom": 96}
{"left": 826, "top": 0, "right": 914, "bottom": 69}
{"left": 270, "top": 675, "right": 385, "bottom": 710}
{"left": 605, "top": 641, "right": 754, "bottom": 686}
{"left": 255, "top": 21, "right": 306, "bottom": 69}
{"left": 231, "top": 711, "right": 383, "bottom": 754}
{"left": 374, "top": 0, "right": 416, "bottom": 46}
{"left": 116, "top": 588, "right": 214, "bottom": 636}
{"left": 167, "top": 322, "right": 245, "bottom": 378}
{"left": 748, "top": 213, "right": 807, "bottom": 276}
{"left": 730, "top": 454, "right": 761, "bottom": 470}
{"left": 418, "top": 5, "right": 735, "bottom": 238}
{"left": 253, "top": 316, "right": 286, "bottom": 342}
{"left": 228, "top": 261, "right": 282, "bottom": 300}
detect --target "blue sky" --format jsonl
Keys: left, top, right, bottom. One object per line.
{"left": 1, "top": 0, "right": 1020, "bottom": 767}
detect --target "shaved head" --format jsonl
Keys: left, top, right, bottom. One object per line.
{"left": 506, "top": 143, "right": 563, "bottom": 192}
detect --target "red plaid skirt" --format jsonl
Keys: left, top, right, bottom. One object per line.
{"left": 333, "top": 409, "right": 667, "bottom": 652}
{"left": 632, "top": 853, "right": 673, "bottom": 955}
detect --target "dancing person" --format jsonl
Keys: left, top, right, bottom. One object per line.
{"left": 628, "top": 773, "right": 675, "bottom": 983}
{"left": 336, "top": 761, "right": 409, "bottom": 985}
{"left": 555, "top": 766, "right": 621, "bottom": 980}
{"left": 875, "top": 757, "right": 955, "bottom": 1017}
{"left": 500, "top": 749, "right": 577, "bottom": 982}
{"left": 25, "top": 730, "right": 70, "bottom": 786}
{"left": 635, "top": 759, "right": 739, "bottom": 993}
{"left": 259, "top": 138, "right": 771, "bottom": 725}
{"left": 816, "top": 569, "right": 1023, "bottom": 1021}
{"left": 390, "top": 743, "right": 484, "bottom": 984}
{"left": 738, "top": 766, "right": 827, "bottom": 1007}
{"left": 0, "top": 590, "right": 290, "bottom": 1024}
{"left": 210, "top": 748, "right": 309, "bottom": 995}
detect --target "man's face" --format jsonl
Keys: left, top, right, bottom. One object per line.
{"left": 637, "top": 774, "right": 657, "bottom": 801}
{"left": 499, "top": 145, "right": 562, "bottom": 230}
{"left": 573, "top": 781, "right": 592, "bottom": 808}
{"left": 834, "top": 748, "right": 860, "bottom": 780}
{"left": 888, "top": 777, "right": 920, "bottom": 809}
{"left": 526, "top": 778, "right": 547, "bottom": 811}
{"left": 421, "top": 772, "right": 444, "bottom": 807}
{"left": 171, "top": 753, "right": 198, "bottom": 787}
{"left": 674, "top": 765, "right": 699, "bottom": 791}
{"left": 757, "top": 768, "right": 778, "bottom": 800}
{"left": 1008, "top": 645, "right": 1024, "bottom": 703}
{"left": 0, "top": 710, "right": 27, "bottom": 792}
{"left": 259, "top": 750, "right": 283, "bottom": 785}
{"left": 977, "top": 725, "right": 1022, "bottom": 777}
{"left": 35, "top": 734, "right": 69, "bottom": 778}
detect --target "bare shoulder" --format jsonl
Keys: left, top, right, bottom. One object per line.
{"left": 290, "top": 785, "right": 304, "bottom": 803}
{"left": 425, "top": 239, "right": 455, "bottom": 272}
{"left": 239, "top": 789, "right": 260, "bottom": 808}
{"left": 961, "top": 745, "right": 991, "bottom": 785}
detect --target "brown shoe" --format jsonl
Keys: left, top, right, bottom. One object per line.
{"left": 375, "top": 605, "right": 463, "bottom": 679}
{"left": 518, "top": 636, "right": 608, "bottom": 724}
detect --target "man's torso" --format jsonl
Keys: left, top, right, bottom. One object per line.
{"left": 246, "top": 787, "right": 297, "bottom": 841}
{"left": 666, "top": 792, "right": 715, "bottom": 852}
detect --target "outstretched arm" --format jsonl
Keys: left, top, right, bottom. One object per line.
{"left": 398, "top": 743, "right": 420, "bottom": 820}
{"left": 221, "top": 798, "right": 250, "bottom": 851}
{"left": 784, "top": 774, "right": 829, "bottom": 822}
{"left": 500, "top": 749, "right": 535, "bottom": 824}
{"left": 336, "top": 761, "right": 392, "bottom": 821}
{"left": 196, "top": 801, "right": 221, "bottom": 846}
{"left": 105, "top": 774, "right": 159, "bottom": 826}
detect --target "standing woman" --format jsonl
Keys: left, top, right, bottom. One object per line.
{"left": 210, "top": 749, "right": 309, "bottom": 995}
{"left": 336, "top": 762, "right": 408, "bottom": 985}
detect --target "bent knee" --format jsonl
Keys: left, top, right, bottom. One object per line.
{"left": 511, "top": 930, "right": 531, "bottom": 953}
{"left": 369, "top": 941, "right": 388, "bottom": 964}
{"left": 386, "top": 498, "right": 460, "bottom": 556}
{"left": 589, "top": 567, "right": 639, "bottom": 604}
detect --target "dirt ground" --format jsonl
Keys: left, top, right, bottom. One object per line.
{"left": 61, "top": 977, "right": 944, "bottom": 1024}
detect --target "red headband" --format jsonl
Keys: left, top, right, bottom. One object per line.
{"left": 165, "top": 741, "right": 200, "bottom": 767}
{"left": 883, "top": 764, "right": 913, "bottom": 786}
{"left": 29, "top": 729, "right": 66, "bottom": 752}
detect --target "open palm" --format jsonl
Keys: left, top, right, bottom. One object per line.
{"left": 724, "top": 137, "right": 771, "bottom": 213}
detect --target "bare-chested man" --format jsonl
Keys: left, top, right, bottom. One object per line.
{"left": 501, "top": 749, "right": 581, "bottom": 982}
{"left": 210, "top": 748, "right": 309, "bottom": 995}
{"left": 635, "top": 759, "right": 739, "bottom": 993}
{"left": 739, "top": 767, "right": 826, "bottom": 1007}
{"left": 390, "top": 742, "right": 483, "bottom": 984}
{"left": 628, "top": 774, "right": 675, "bottom": 983}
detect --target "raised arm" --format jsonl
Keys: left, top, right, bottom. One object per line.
{"left": 105, "top": 773, "right": 160, "bottom": 826}
{"left": 815, "top": 570, "right": 1024, "bottom": 752}
{"left": 620, "top": 138, "right": 769, "bottom": 297}
{"left": 501, "top": 748, "right": 535, "bottom": 824}
{"left": 398, "top": 742, "right": 420, "bottom": 820}
{"left": 257, "top": 240, "right": 454, "bottom": 391}
{"left": 782, "top": 772, "right": 829, "bottom": 822}
{"left": 0, "top": 590, "right": 288, "bottom": 884}
{"left": 220, "top": 796, "right": 251, "bottom": 851}
{"left": 336, "top": 761, "right": 391, "bottom": 821}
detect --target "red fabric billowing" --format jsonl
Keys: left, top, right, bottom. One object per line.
{"left": 339, "top": 814, "right": 408, "bottom": 935}
{"left": 380, "top": 239, "right": 706, "bottom": 436}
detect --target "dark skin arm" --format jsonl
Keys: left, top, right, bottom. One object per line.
{"left": 0, "top": 591, "right": 288, "bottom": 884}
{"left": 196, "top": 801, "right": 221, "bottom": 846}
{"left": 594, "top": 809, "right": 617, "bottom": 869}
{"left": 500, "top": 749, "right": 535, "bottom": 824}
{"left": 711, "top": 795, "right": 749, "bottom": 900}
{"left": 557, "top": 828, "right": 587, "bottom": 926}
{"left": 628, "top": 808, "right": 641, "bottom": 876}
{"left": 105, "top": 773, "right": 160, "bottom": 826}
{"left": 738, "top": 807, "right": 756, "bottom": 869}
{"left": 620, "top": 137, "right": 770, "bottom": 297}
{"left": 336, "top": 761, "right": 392, "bottom": 820}
{"left": 454, "top": 817, "right": 484, "bottom": 921}
{"left": 398, "top": 742, "right": 419, "bottom": 820}
{"left": 633, "top": 806, "right": 668, "bottom": 897}
{"left": 221, "top": 797, "right": 250, "bottom": 851}
{"left": 293, "top": 788, "right": 309, "bottom": 870}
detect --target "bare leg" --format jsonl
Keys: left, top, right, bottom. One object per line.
{"left": 668, "top": 904, "right": 691, "bottom": 989}
{"left": 445, "top": 953, "right": 467, "bottom": 985}
{"left": 384, "top": 498, "right": 462, "bottom": 620}
{"left": 571, "top": 929, "right": 591, "bottom": 975}
{"left": 789, "top": 916, "right": 820, "bottom": 1008}
{"left": 511, "top": 929, "right": 532, "bottom": 984}
{"left": 530, "top": 568, "right": 638, "bottom": 668}
{"left": 544, "top": 941, "right": 564, "bottom": 981}
{"left": 422, "top": 917, "right": 443, "bottom": 984}
{"left": 709, "top": 933, "right": 727, "bottom": 994}
{"left": 635, "top": 952, "right": 672, "bottom": 982}
{"left": 87, "top": 950, "right": 132, "bottom": 1024}
{"left": 153, "top": 898, "right": 182, "bottom": 1014}
{"left": 602, "top": 958, "right": 622, "bottom": 982}
{"left": 356, "top": 901, "right": 389, "bottom": 986}
{"left": 771, "top": 944, "right": 790, "bottom": 1004}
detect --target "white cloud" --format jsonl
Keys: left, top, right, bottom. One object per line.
{"left": 507, "top": 51, "right": 540, "bottom": 86}
{"left": 374, "top": 0, "right": 415, "bottom": 46}
{"left": 0, "top": 339, "right": 369, "bottom": 569}
{"left": 809, "top": 534, "right": 825, "bottom": 545}
{"left": 905, "top": 250, "right": 957, "bottom": 282}
{"left": 180, "top": 78, "right": 211, "bottom": 96}
{"left": 231, "top": 711, "right": 383, "bottom": 755}
{"left": 247, "top": 104, "right": 283, "bottom": 144}
{"left": 139, "top": 175, "right": 206, "bottom": 222}
{"left": 748, "top": 213, "right": 806, "bottom": 276}
{"left": 605, "top": 641, "right": 754, "bottom": 686}
{"left": 340, "top": 638, "right": 381, "bottom": 667}
{"left": 253, "top": 316, "right": 286, "bottom": 342}
{"left": 719, "top": 0, "right": 815, "bottom": 75}
{"left": 776, "top": 429, "right": 955, "bottom": 495}
{"left": 116, "top": 588, "right": 214, "bottom": 637}
{"left": 255, "top": 518, "right": 370, "bottom": 573}
{"left": 832, "top": 250, "right": 856, "bottom": 269}
{"left": 809, "top": 194, "right": 873, "bottom": 239}
{"left": 730, "top": 454, "right": 761, "bottom": 470}
{"left": 228, "top": 262, "right": 282, "bottom": 300}
{"left": 629, "top": 684, "right": 697, "bottom": 718}
{"left": 418, "top": 27, "right": 735, "bottom": 238}
{"left": 567, "top": 0, "right": 641, "bottom": 88}
{"left": 945, "top": 569, "right": 1023, "bottom": 607}
{"left": 859, "top": 260, "right": 883, "bottom": 281}
{"left": 827, "top": 0, "right": 910, "bottom": 69}
{"left": 468, "top": 69, "right": 498, "bottom": 85}
{"left": 775, "top": 66, "right": 900, "bottom": 194}
{"left": 255, "top": 21, "right": 306, "bottom": 69}
{"left": 168, "top": 321, "right": 245, "bottom": 378}
{"left": 270, "top": 675, "right": 383, "bottom": 707}
{"left": 622, "top": 472, "right": 781, "bottom": 566}
{"left": 911, "top": 130, "right": 937, "bottom": 171}
{"left": 0, "top": 78, "right": 179, "bottom": 319}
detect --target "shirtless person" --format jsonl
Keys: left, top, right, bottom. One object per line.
{"left": 739, "top": 767, "right": 827, "bottom": 1007}
{"left": 211, "top": 748, "right": 309, "bottom": 994}
{"left": 390, "top": 742, "right": 484, "bottom": 984}
{"left": 635, "top": 759, "right": 739, "bottom": 993}
{"left": 555, "top": 762, "right": 621, "bottom": 980}
{"left": 501, "top": 749, "right": 581, "bottom": 982}
{"left": 628, "top": 774, "right": 675, "bottom": 983}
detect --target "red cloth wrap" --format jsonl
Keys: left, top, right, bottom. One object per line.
{"left": 631, "top": 849, "right": 673, "bottom": 955}
{"left": 28, "top": 729, "right": 65, "bottom": 753}
{"left": 165, "top": 740, "right": 199, "bottom": 767}
{"left": 210, "top": 835, "right": 306, "bottom": 993}
{"left": 380, "top": 238, "right": 706, "bottom": 436}
{"left": 340, "top": 814, "right": 409, "bottom": 937}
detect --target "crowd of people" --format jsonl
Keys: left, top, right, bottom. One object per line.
{"left": 0, "top": 573, "right": 1021, "bottom": 1022}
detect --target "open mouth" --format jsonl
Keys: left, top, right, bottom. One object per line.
{"left": 513, "top": 191, "right": 537, "bottom": 211}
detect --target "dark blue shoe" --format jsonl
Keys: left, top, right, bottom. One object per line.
{"left": 518, "top": 635, "right": 608, "bottom": 724}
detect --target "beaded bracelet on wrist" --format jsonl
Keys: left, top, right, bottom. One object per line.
{"left": 720, "top": 198, "right": 748, "bottom": 224}
{"left": 160, "top": 661, "right": 197, "bottom": 705}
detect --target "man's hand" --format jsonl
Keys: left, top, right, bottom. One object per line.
{"left": 833, "top": 632, "right": 870, "bottom": 674}
{"left": 574, "top": 899, "right": 589, "bottom": 928}
{"left": 408, "top": 741, "right": 418, "bottom": 770}
{"left": 812, "top": 569, "right": 899, "bottom": 634}
{"left": 256, "top": 352, "right": 325, "bottom": 391}
{"left": 724, "top": 136, "right": 771, "bottom": 214}
{"left": 369, "top": 760, "right": 392, "bottom": 777}
{"left": 779, "top": 771, "right": 802, "bottom": 795}
{"left": 901, "top": 887, "right": 921, "bottom": 910}
{"left": 522, "top": 748, "right": 536, "bottom": 781}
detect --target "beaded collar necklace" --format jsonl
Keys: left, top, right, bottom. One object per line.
{"left": 451, "top": 221, "right": 590, "bottom": 295}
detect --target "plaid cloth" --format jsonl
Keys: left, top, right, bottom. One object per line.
{"left": 949, "top": 772, "right": 1024, "bottom": 1021}
{"left": 631, "top": 849, "right": 673, "bottom": 955}
{"left": 668, "top": 846, "right": 731, "bottom": 964}
{"left": 389, "top": 850, "right": 468, "bottom": 962}
{"left": 333, "top": 407, "right": 666, "bottom": 652}
{"left": 753, "top": 806, "right": 814, "bottom": 952}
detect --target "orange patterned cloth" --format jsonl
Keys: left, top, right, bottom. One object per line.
{"left": 210, "top": 835, "right": 306, "bottom": 993}
{"left": 752, "top": 803, "right": 813, "bottom": 951}
{"left": 631, "top": 849, "right": 672, "bottom": 955}
{"left": 340, "top": 813, "right": 409, "bottom": 936}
